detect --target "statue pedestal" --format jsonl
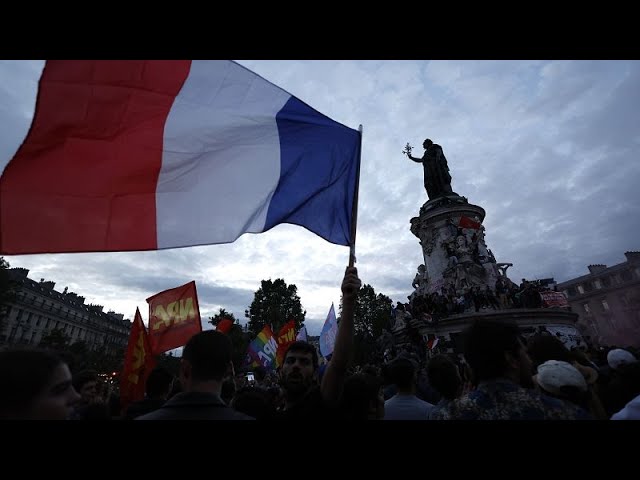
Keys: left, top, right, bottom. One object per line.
{"left": 410, "top": 196, "right": 498, "bottom": 297}
{"left": 418, "top": 308, "right": 585, "bottom": 356}
{"left": 403, "top": 195, "right": 586, "bottom": 356}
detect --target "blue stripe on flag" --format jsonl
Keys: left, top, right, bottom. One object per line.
{"left": 266, "top": 97, "right": 361, "bottom": 246}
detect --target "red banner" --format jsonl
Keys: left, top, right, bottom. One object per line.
{"left": 275, "top": 320, "right": 297, "bottom": 367}
{"left": 147, "top": 281, "right": 202, "bottom": 354}
{"left": 216, "top": 318, "right": 234, "bottom": 334}
{"left": 120, "top": 308, "right": 156, "bottom": 410}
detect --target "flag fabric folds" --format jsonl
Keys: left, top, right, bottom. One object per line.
{"left": 295, "top": 325, "right": 308, "bottom": 342}
{"left": 319, "top": 303, "right": 338, "bottom": 358}
{"left": 275, "top": 320, "right": 297, "bottom": 367}
{"left": 215, "top": 318, "right": 234, "bottom": 334}
{"left": 0, "top": 60, "right": 362, "bottom": 255}
{"left": 458, "top": 215, "right": 481, "bottom": 230}
{"left": 245, "top": 325, "right": 278, "bottom": 370}
{"left": 120, "top": 307, "right": 156, "bottom": 410}
{"left": 146, "top": 280, "right": 202, "bottom": 355}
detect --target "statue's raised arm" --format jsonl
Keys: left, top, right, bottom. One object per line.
{"left": 403, "top": 143, "right": 420, "bottom": 162}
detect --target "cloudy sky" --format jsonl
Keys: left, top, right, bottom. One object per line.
{"left": 1, "top": 60, "right": 639, "bottom": 336}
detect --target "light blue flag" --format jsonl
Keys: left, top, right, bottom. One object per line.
{"left": 319, "top": 303, "right": 338, "bottom": 358}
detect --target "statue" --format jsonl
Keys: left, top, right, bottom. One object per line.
{"left": 404, "top": 139, "right": 455, "bottom": 200}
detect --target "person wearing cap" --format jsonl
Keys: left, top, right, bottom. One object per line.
{"left": 527, "top": 334, "right": 607, "bottom": 418}
{"left": 432, "top": 319, "right": 592, "bottom": 420}
{"left": 534, "top": 360, "right": 591, "bottom": 412}
{"left": 607, "top": 348, "right": 637, "bottom": 371}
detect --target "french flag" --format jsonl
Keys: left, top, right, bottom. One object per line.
{"left": 0, "top": 60, "right": 361, "bottom": 255}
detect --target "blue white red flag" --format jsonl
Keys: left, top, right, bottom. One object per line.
{"left": 0, "top": 60, "right": 361, "bottom": 254}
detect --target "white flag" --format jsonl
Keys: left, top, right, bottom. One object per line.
{"left": 296, "top": 326, "right": 308, "bottom": 342}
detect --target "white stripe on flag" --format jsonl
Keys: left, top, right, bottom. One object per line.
{"left": 157, "top": 61, "right": 290, "bottom": 248}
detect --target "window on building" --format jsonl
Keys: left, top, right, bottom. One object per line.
{"left": 601, "top": 299, "right": 610, "bottom": 312}
{"left": 583, "top": 303, "right": 591, "bottom": 314}
{"left": 36, "top": 316, "right": 41, "bottom": 326}
{"left": 577, "top": 285, "right": 585, "bottom": 294}
{"left": 584, "top": 282, "right": 593, "bottom": 292}
{"left": 635, "top": 267, "right": 640, "bottom": 279}
{"left": 568, "top": 286, "right": 577, "bottom": 297}
{"left": 621, "top": 270, "right": 632, "bottom": 282}
{"left": 16, "top": 309, "right": 24, "bottom": 321}
{"left": 594, "top": 279, "right": 602, "bottom": 289}
{"left": 601, "top": 276, "right": 611, "bottom": 288}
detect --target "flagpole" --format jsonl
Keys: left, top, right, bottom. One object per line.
{"left": 349, "top": 125, "right": 363, "bottom": 267}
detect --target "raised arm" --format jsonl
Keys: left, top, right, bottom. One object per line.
{"left": 320, "top": 266, "right": 361, "bottom": 406}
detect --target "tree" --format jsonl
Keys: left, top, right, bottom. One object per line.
{"left": 340, "top": 284, "right": 392, "bottom": 366}
{"left": 245, "top": 279, "right": 305, "bottom": 337}
{"left": 351, "top": 284, "right": 393, "bottom": 338}
{"left": 208, "top": 307, "right": 249, "bottom": 371}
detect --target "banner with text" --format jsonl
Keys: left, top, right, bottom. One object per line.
{"left": 276, "top": 320, "right": 297, "bottom": 367}
{"left": 246, "top": 325, "right": 278, "bottom": 370}
{"left": 146, "top": 281, "right": 202, "bottom": 355}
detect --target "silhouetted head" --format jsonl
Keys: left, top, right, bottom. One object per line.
{"left": 145, "top": 366, "right": 174, "bottom": 399}
{"left": 423, "top": 139, "right": 433, "bottom": 149}
{"left": 463, "top": 319, "right": 534, "bottom": 388}
{"left": 180, "top": 330, "right": 233, "bottom": 388}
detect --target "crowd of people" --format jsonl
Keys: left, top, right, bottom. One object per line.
{"left": 1, "top": 266, "right": 639, "bottom": 421}
{"left": 404, "top": 276, "right": 565, "bottom": 328}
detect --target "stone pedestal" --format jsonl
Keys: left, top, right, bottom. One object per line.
{"left": 410, "top": 195, "right": 499, "bottom": 297}
{"left": 399, "top": 195, "right": 584, "bottom": 356}
{"left": 420, "top": 308, "right": 586, "bottom": 356}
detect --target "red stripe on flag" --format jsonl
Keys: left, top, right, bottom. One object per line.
{"left": 0, "top": 60, "right": 192, "bottom": 254}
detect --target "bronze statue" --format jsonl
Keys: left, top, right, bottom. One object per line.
{"left": 404, "top": 139, "right": 454, "bottom": 200}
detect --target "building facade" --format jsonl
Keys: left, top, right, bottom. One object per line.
{"left": 0, "top": 267, "right": 131, "bottom": 354}
{"left": 557, "top": 252, "right": 640, "bottom": 348}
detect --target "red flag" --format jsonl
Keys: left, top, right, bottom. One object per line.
{"left": 120, "top": 308, "right": 156, "bottom": 410}
{"left": 146, "top": 281, "right": 202, "bottom": 355}
{"left": 216, "top": 318, "right": 234, "bottom": 334}
{"left": 426, "top": 335, "right": 440, "bottom": 350}
{"left": 275, "top": 320, "right": 297, "bottom": 367}
{"left": 459, "top": 215, "right": 481, "bottom": 230}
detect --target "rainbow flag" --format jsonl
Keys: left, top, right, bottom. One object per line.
{"left": 245, "top": 325, "right": 278, "bottom": 370}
